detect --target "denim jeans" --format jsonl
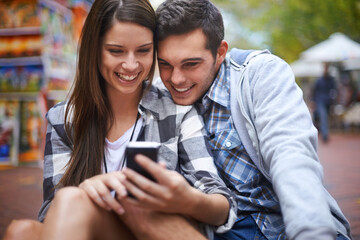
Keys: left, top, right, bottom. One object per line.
{"left": 214, "top": 216, "right": 267, "bottom": 240}
{"left": 337, "top": 233, "right": 350, "bottom": 240}
{"left": 214, "top": 215, "right": 349, "bottom": 240}
{"left": 316, "top": 101, "right": 330, "bottom": 142}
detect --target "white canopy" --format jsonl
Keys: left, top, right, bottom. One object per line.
{"left": 290, "top": 59, "right": 340, "bottom": 78}
{"left": 301, "top": 33, "right": 360, "bottom": 62}
{"left": 343, "top": 59, "right": 360, "bottom": 70}
{"left": 290, "top": 59, "right": 323, "bottom": 78}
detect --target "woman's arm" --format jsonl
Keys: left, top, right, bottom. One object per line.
{"left": 39, "top": 102, "right": 72, "bottom": 222}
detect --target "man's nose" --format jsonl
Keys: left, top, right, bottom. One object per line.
{"left": 122, "top": 54, "right": 139, "bottom": 71}
{"left": 171, "top": 68, "right": 186, "bottom": 85}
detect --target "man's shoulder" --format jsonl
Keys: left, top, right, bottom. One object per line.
{"left": 228, "top": 48, "right": 282, "bottom": 68}
{"left": 142, "top": 82, "right": 193, "bottom": 117}
{"left": 228, "top": 48, "right": 256, "bottom": 66}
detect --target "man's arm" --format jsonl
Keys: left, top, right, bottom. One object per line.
{"left": 247, "top": 54, "right": 337, "bottom": 239}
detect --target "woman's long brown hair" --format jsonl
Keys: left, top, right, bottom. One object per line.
{"left": 59, "top": 0, "right": 156, "bottom": 187}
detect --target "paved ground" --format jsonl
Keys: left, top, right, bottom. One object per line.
{"left": 318, "top": 133, "right": 360, "bottom": 239}
{"left": 0, "top": 132, "right": 359, "bottom": 239}
{"left": 0, "top": 166, "right": 42, "bottom": 239}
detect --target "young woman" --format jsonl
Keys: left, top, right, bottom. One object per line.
{"left": 4, "top": 0, "right": 236, "bottom": 239}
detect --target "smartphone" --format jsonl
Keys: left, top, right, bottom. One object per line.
{"left": 125, "top": 141, "right": 160, "bottom": 181}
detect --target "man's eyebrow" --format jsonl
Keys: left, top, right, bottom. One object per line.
{"left": 158, "top": 57, "right": 203, "bottom": 63}
{"left": 181, "top": 58, "right": 203, "bottom": 64}
{"left": 157, "top": 57, "right": 203, "bottom": 64}
{"left": 157, "top": 57, "right": 169, "bottom": 63}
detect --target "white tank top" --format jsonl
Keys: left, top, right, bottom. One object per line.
{"left": 104, "top": 117, "right": 143, "bottom": 173}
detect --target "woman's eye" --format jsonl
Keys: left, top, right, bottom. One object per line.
{"left": 109, "top": 49, "right": 123, "bottom": 54}
{"left": 138, "top": 48, "right": 151, "bottom": 53}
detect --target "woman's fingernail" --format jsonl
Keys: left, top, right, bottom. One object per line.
{"left": 117, "top": 208, "right": 125, "bottom": 215}
{"left": 120, "top": 189, "right": 127, "bottom": 197}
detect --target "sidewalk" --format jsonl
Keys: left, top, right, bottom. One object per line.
{"left": 0, "top": 132, "right": 359, "bottom": 239}
{"left": 0, "top": 166, "right": 42, "bottom": 238}
{"left": 318, "top": 133, "right": 360, "bottom": 239}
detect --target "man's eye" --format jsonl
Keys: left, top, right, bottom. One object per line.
{"left": 184, "top": 62, "right": 198, "bottom": 67}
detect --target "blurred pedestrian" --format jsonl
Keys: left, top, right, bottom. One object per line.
{"left": 313, "top": 62, "right": 337, "bottom": 142}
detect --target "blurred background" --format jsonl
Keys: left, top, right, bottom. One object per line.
{"left": 0, "top": 0, "right": 359, "bottom": 239}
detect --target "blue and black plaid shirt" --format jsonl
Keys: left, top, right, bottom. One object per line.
{"left": 196, "top": 61, "right": 286, "bottom": 240}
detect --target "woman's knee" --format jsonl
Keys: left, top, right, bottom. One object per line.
{"left": 3, "top": 219, "right": 42, "bottom": 240}
{"left": 54, "top": 187, "right": 88, "bottom": 204}
{"left": 51, "top": 187, "right": 92, "bottom": 213}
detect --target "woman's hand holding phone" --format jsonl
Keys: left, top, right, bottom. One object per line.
{"left": 79, "top": 141, "right": 199, "bottom": 217}
{"left": 121, "top": 154, "right": 200, "bottom": 216}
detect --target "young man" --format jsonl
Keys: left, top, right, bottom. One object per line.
{"left": 312, "top": 62, "right": 337, "bottom": 143}
{"left": 151, "top": 0, "right": 352, "bottom": 239}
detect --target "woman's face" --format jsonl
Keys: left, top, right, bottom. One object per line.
{"left": 100, "top": 21, "right": 154, "bottom": 98}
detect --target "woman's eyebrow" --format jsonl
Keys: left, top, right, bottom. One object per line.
{"left": 138, "top": 43, "right": 153, "bottom": 48}
{"left": 104, "top": 42, "right": 153, "bottom": 48}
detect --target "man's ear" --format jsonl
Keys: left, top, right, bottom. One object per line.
{"left": 216, "top": 40, "right": 228, "bottom": 66}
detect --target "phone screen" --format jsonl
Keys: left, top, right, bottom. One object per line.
{"left": 125, "top": 142, "right": 160, "bottom": 181}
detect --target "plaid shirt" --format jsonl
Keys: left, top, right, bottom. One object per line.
{"left": 196, "top": 61, "right": 286, "bottom": 240}
{"left": 38, "top": 84, "right": 237, "bottom": 236}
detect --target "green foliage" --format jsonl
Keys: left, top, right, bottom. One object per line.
{"left": 213, "top": 0, "right": 360, "bottom": 62}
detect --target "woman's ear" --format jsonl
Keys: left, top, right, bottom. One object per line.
{"left": 215, "top": 40, "right": 229, "bottom": 67}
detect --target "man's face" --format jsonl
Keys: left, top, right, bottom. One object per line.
{"left": 157, "top": 29, "right": 222, "bottom": 105}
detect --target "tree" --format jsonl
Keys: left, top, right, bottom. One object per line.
{"left": 213, "top": 0, "right": 360, "bottom": 62}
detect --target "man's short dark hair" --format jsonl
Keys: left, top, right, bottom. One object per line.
{"left": 156, "top": 0, "right": 224, "bottom": 58}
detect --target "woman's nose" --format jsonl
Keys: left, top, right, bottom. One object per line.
{"left": 122, "top": 54, "right": 139, "bottom": 71}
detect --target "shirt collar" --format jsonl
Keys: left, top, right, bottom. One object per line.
{"left": 139, "top": 82, "right": 175, "bottom": 120}
{"left": 197, "top": 61, "right": 230, "bottom": 112}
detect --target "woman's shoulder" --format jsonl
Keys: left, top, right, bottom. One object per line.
{"left": 46, "top": 101, "right": 68, "bottom": 125}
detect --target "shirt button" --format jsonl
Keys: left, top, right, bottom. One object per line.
{"left": 225, "top": 142, "right": 232, "bottom": 148}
